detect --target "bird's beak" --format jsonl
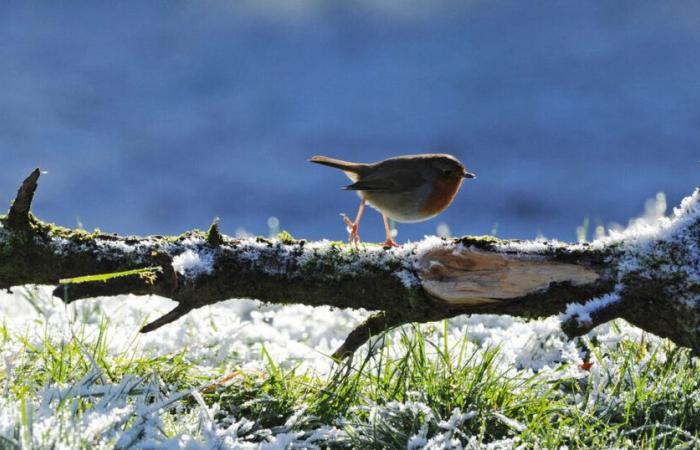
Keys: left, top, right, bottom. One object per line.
{"left": 463, "top": 171, "right": 476, "bottom": 179}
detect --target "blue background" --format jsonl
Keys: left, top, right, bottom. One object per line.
{"left": 1, "top": 1, "right": 698, "bottom": 242}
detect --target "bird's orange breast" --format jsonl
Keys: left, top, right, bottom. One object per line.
{"left": 421, "top": 177, "right": 463, "bottom": 217}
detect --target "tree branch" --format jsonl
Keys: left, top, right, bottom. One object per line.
{"left": 141, "top": 303, "right": 194, "bottom": 333}
{"left": 331, "top": 312, "right": 406, "bottom": 359}
{"left": 1, "top": 170, "right": 699, "bottom": 358}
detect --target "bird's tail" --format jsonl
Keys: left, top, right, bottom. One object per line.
{"left": 308, "top": 155, "right": 367, "bottom": 173}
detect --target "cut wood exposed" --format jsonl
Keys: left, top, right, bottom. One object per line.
{"left": 1, "top": 169, "right": 699, "bottom": 358}
{"left": 418, "top": 247, "right": 601, "bottom": 305}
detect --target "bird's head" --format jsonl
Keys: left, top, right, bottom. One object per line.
{"left": 430, "top": 154, "right": 476, "bottom": 181}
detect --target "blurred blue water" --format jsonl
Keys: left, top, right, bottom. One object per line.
{"left": 1, "top": 1, "right": 698, "bottom": 242}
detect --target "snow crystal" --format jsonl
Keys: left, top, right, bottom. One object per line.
{"left": 602, "top": 189, "right": 700, "bottom": 307}
{"left": 410, "top": 235, "right": 451, "bottom": 259}
{"left": 96, "top": 238, "right": 137, "bottom": 254}
{"left": 49, "top": 236, "right": 72, "bottom": 255}
{"left": 495, "top": 237, "right": 567, "bottom": 254}
{"left": 388, "top": 235, "right": 450, "bottom": 287}
{"left": 551, "top": 190, "right": 700, "bottom": 335}
{"left": 491, "top": 411, "right": 526, "bottom": 433}
{"left": 172, "top": 249, "right": 214, "bottom": 277}
{"left": 182, "top": 236, "right": 206, "bottom": 246}
{"left": 600, "top": 189, "right": 700, "bottom": 248}
{"left": 561, "top": 292, "right": 621, "bottom": 325}
{"left": 395, "top": 268, "right": 420, "bottom": 288}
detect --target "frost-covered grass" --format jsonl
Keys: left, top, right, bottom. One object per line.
{"left": 1, "top": 287, "right": 699, "bottom": 449}
{"left": 2, "top": 191, "right": 699, "bottom": 448}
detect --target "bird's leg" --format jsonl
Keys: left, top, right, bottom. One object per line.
{"left": 340, "top": 199, "right": 365, "bottom": 247}
{"left": 382, "top": 214, "right": 399, "bottom": 247}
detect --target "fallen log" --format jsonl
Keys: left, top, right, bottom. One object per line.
{"left": 1, "top": 169, "right": 699, "bottom": 358}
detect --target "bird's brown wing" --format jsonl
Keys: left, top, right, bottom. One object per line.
{"left": 343, "top": 179, "right": 394, "bottom": 192}
{"left": 343, "top": 165, "right": 427, "bottom": 192}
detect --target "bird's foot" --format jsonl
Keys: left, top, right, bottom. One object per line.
{"left": 340, "top": 213, "right": 361, "bottom": 247}
{"left": 382, "top": 238, "right": 400, "bottom": 248}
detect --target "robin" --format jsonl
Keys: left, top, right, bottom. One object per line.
{"left": 309, "top": 154, "right": 475, "bottom": 247}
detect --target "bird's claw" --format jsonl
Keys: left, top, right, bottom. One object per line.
{"left": 340, "top": 213, "right": 353, "bottom": 229}
{"left": 382, "top": 238, "right": 400, "bottom": 248}
{"left": 340, "top": 213, "right": 361, "bottom": 247}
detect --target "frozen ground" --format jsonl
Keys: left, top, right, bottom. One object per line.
{"left": 0, "top": 285, "right": 681, "bottom": 448}
{"left": 0, "top": 286, "right": 595, "bottom": 379}
{"left": 1, "top": 1, "right": 699, "bottom": 242}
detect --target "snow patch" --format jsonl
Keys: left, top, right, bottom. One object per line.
{"left": 561, "top": 293, "right": 621, "bottom": 325}
{"left": 172, "top": 249, "right": 214, "bottom": 277}
{"left": 609, "top": 189, "right": 700, "bottom": 305}
{"left": 96, "top": 238, "right": 137, "bottom": 254}
{"left": 0, "top": 285, "right": 675, "bottom": 448}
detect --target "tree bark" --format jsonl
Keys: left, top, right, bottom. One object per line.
{"left": 1, "top": 170, "right": 699, "bottom": 358}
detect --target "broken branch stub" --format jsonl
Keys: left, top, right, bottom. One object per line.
{"left": 6, "top": 168, "right": 40, "bottom": 231}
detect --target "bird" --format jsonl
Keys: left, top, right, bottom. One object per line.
{"left": 309, "top": 153, "right": 475, "bottom": 247}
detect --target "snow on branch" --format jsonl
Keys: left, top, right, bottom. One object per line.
{"left": 1, "top": 169, "right": 699, "bottom": 358}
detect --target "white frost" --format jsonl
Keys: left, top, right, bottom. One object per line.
{"left": 561, "top": 293, "right": 621, "bottom": 325}
{"left": 0, "top": 285, "right": 676, "bottom": 448}
{"left": 172, "top": 249, "right": 214, "bottom": 277}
